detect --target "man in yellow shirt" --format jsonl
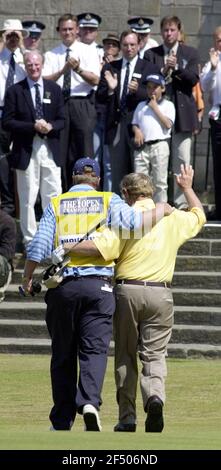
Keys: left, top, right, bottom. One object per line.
{"left": 58, "top": 164, "right": 206, "bottom": 433}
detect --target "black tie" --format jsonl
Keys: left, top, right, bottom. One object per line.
{"left": 62, "top": 48, "right": 71, "bottom": 100}
{"left": 5, "top": 52, "right": 15, "bottom": 90}
{"left": 34, "top": 83, "right": 43, "bottom": 120}
{"left": 120, "top": 61, "right": 130, "bottom": 111}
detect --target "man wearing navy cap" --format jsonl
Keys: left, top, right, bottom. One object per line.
{"left": 127, "top": 17, "right": 158, "bottom": 58}
{"left": 22, "top": 20, "right": 45, "bottom": 51}
{"left": 43, "top": 14, "right": 101, "bottom": 191}
{"left": 77, "top": 13, "right": 103, "bottom": 64}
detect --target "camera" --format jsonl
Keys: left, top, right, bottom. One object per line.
{"left": 5, "top": 31, "right": 19, "bottom": 39}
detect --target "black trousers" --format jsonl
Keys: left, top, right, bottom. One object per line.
{"left": 109, "top": 116, "right": 134, "bottom": 195}
{"left": 0, "top": 121, "right": 15, "bottom": 216}
{"left": 210, "top": 118, "right": 221, "bottom": 217}
{"left": 45, "top": 276, "right": 115, "bottom": 430}
{"left": 61, "top": 95, "right": 97, "bottom": 191}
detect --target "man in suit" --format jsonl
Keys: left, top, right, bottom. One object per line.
{"left": 144, "top": 16, "right": 199, "bottom": 208}
{"left": 2, "top": 50, "right": 65, "bottom": 246}
{"left": 96, "top": 29, "right": 159, "bottom": 194}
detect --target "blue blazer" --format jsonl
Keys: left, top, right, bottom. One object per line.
{"left": 2, "top": 78, "right": 65, "bottom": 170}
{"left": 96, "top": 57, "right": 159, "bottom": 144}
{"left": 144, "top": 44, "right": 199, "bottom": 132}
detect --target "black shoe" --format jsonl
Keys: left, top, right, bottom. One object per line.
{"left": 145, "top": 395, "right": 164, "bottom": 432}
{"left": 114, "top": 422, "right": 136, "bottom": 432}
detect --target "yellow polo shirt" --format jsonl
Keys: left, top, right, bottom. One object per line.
{"left": 93, "top": 199, "right": 206, "bottom": 282}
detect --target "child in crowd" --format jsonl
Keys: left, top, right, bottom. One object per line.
{"left": 132, "top": 73, "right": 175, "bottom": 202}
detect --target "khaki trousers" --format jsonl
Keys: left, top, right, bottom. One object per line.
{"left": 114, "top": 283, "right": 174, "bottom": 424}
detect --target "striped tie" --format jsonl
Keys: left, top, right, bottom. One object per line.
{"left": 62, "top": 48, "right": 71, "bottom": 100}
{"left": 34, "top": 83, "right": 43, "bottom": 120}
{"left": 5, "top": 52, "right": 15, "bottom": 90}
{"left": 120, "top": 62, "right": 130, "bottom": 111}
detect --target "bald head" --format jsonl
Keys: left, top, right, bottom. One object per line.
{"left": 24, "top": 50, "right": 43, "bottom": 81}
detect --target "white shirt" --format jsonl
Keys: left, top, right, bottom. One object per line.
{"left": 120, "top": 55, "right": 138, "bottom": 99}
{"left": 139, "top": 38, "right": 159, "bottom": 59}
{"left": 43, "top": 41, "right": 100, "bottom": 96}
{"left": 132, "top": 98, "right": 175, "bottom": 141}
{"left": 27, "top": 77, "right": 44, "bottom": 107}
{"left": 200, "top": 57, "right": 221, "bottom": 106}
{"left": 0, "top": 47, "right": 26, "bottom": 110}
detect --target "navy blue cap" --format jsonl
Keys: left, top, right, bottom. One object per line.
{"left": 127, "top": 17, "right": 154, "bottom": 34}
{"left": 144, "top": 73, "right": 165, "bottom": 86}
{"left": 22, "top": 21, "right": 45, "bottom": 36}
{"left": 77, "top": 13, "right": 101, "bottom": 28}
{"left": 73, "top": 158, "right": 100, "bottom": 177}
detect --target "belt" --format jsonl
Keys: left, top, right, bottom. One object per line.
{"left": 116, "top": 280, "right": 171, "bottom": 288}
{"left": 67, "top": 275, "right": 112, "bottom": 282}
{"left": 145, "top": 139, "right": 163, "bottom": 146}
{"left": 69, "top": 91, "right": 94, "bottom": 100}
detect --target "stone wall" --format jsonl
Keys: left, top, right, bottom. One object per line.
{"left": 1, "top": 0, "right": 221, "bottom": 194}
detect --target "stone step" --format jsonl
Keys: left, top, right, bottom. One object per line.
{"left": 0, "top": 337, "right": 221, "bottom": 358}
{"left": 171, "top": 324, "right": 221, "bottom": 345}
{"left": 173, "top": 271, "right": 221, "bottom": 289}
{"left": 178, "top": 238, "right": 221, "bottom": 256}
{"left": 0, "top": 302, "right": 46, "bottom": 319}
{"left": 0, "top": 319, "right": 49, "bottom": 339}
{"left": 1, "top": 319, "right": 220, "bottom": 346}
{"left": 0, "top": 337, "right": 51, "bottom": 354}
{"left": 174, "top": 306, "right": 221, "bottom": 326}
{"left": 195, "top": 223, "right": 221, "bottom": 239}
{"left": 173, "top": 288, "right": 221, "bottom": 306}
{"left": 167, "top": 343, "right": 221, "bottom": 359}
{"left": 11, "top": 268, "right": 43, "bottom": 284}
{"left": 3, "top": 283, "right": 45, "bottom": 302}
{"left": 1, "top": 302, "right": 221, "bottom": 327}
{"left": 175, "top": 255, "right": 221, "bottom": 271}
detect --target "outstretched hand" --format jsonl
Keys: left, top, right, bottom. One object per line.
{"left": 175, "top": 164, "right": 194, "bottom": 190}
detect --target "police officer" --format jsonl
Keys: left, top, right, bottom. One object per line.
{"left": 77, "top": 12, "right": 103, "bottom": 64}
{"left": 127, "top": 17, "right": 158, "bottom": 58}
{"left": 22, "top": 20, "right": 45, "bottom": 51}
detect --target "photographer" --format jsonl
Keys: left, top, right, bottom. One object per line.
{"left": 0, "top": 19, "right": 28, "bottom": 216}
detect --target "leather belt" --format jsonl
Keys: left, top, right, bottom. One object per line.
{"left": 145, "top": 139, "right": 163, "bottom": 146}
{"left": 116, "top": 280, "right": 171, "bottom": 288}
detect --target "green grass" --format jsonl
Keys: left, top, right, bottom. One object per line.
{"left": 0, "top": 354, "right": 221, "bottom": 450}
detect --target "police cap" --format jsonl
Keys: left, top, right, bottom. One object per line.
{"left": 127, "top": 17, "right": 154, "bottom": 34}
{"left": 77, "top": 13, "right": 102, "bottom": 29}
{"left": 22, "top": 20, "right": 45, "bottom": 38}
